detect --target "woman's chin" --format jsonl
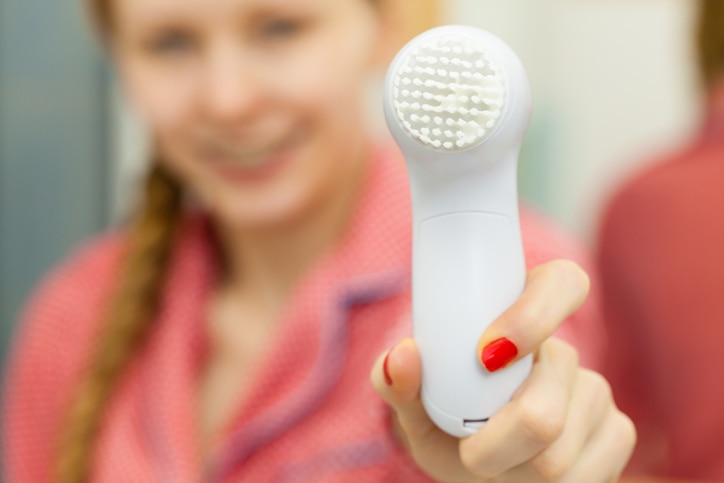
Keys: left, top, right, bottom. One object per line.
{"left": 210, "top": 192, "right": 314, "bottom": 233}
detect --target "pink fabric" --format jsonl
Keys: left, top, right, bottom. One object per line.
{"left": 4, "top": 148, "right": 603, "bottom": 482}
{"left": 597, "top": 100, "right": 724, "bottom": 480}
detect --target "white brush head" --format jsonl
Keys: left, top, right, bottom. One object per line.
{"left": 384, "top": 26, "right": 531, "bottom": 162}
{"left": 391, "top": 34, "right": 506, "bottom": 152}
{"left": 383, "top": 26, "right": 533, "bottom": 439}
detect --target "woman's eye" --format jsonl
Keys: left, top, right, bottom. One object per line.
{"left": 260, "top": 19, "right": 303, "bottom": 41}
{"left": 146, "top": 31, "right": 196, "bottom": 56}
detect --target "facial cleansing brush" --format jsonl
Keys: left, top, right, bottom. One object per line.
{"left": 383, "top": 25, "right": 533, "bottom": 438}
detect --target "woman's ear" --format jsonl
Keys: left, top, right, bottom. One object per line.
{"left": 370, "top": 0, "right": 442, "bottom": 69}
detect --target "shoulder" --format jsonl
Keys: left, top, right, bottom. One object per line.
{"left": 16, "top": 231, "right": 127, "bottom": 348}
{"left": 2, "top": 231, "right": 127, "bottom": 481}
{"left": 7, "top": 229, "right": 128, "bottom": 394}
{"left": 599, "top": 160, "right": 669, "bottom": 238}
{"left": 598, "top": 143, "right": 723, "bottom": 245}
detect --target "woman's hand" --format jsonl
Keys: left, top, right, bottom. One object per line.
{"left": 371, "top": 260, "right": 636, "bottom": 482}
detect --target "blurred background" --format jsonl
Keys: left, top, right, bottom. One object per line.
{"left": 0, "top": 0, "right": 701, "bottom": 362}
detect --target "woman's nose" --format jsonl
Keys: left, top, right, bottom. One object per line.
{"left": 199, "top": 44, "right": 263, "bottom": 124}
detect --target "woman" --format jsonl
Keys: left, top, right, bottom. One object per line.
{"left": 3, "top": 0, "right": 634, "bottom": 481}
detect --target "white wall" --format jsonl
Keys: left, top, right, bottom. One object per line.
{"left": 446, "top": 0, "right": 701, "bottom": 240}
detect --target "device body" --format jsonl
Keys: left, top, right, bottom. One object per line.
{"left": 383, "top": 26, "right": 534, "bottom": 437}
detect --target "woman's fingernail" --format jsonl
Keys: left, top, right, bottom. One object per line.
{"left": 383, "top": 349, "right": 393, "bottom": 386}
{"left": 481, "top": 337, "right": 518, "bottom": 372}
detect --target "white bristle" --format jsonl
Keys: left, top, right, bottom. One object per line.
{"left": 392, "top": 33, "right": 506, "bottom": 152}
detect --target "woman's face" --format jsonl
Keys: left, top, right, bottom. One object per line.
{"left": 111, "top": 0, "right": 384, "bottom": 228}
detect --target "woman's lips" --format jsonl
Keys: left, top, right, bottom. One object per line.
{"left": 197, "top": 127, "right": 307, "bottom": 182}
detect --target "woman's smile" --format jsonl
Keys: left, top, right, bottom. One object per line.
{"left": 195, "top": 124, "right": 310, "bottom": 182}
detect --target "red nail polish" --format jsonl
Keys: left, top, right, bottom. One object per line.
{"left": 481, "top": 337, "right": 518, "bottom": 372}
{"left": 383, "top": 350, "right": 393, "bottom": 386}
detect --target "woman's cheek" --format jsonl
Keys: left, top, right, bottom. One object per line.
{"left": 125, "top": 66, "right": 197, "bottom": 129}
{"left": 276, "top": 39, "right": 358, "bottom": 104}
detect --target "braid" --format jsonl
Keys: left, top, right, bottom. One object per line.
{"left": 55, "top": 164, "right": 183, "bottom": 483}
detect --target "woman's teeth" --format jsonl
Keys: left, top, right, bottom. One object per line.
{"left": 216, "top": 143, "right": 279, "bottom": 168}
{"left": 205, "top": 131, "right": 301, "bottom": 169}
{"left": 228, "top": 146, "right": 276, "bottom": 167}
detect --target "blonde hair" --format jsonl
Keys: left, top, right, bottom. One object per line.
{"left": 55, "top": 163, "right": 183, "bottom": 482}
{"left": 52, "top": 0, "right": 188, "bottom": 477}
{"left": 697, "top": 0, "right": 724, "bottom": 88}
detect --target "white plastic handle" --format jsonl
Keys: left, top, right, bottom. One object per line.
{"left": 383, "top": 25, "right": 534, "bottom": 437}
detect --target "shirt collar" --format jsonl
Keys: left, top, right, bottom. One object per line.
{"left": 203, "top": 147, "right": 413, "bottom": 479}
{"left": 142, "top": 147, "right": 413, "bottom": 478}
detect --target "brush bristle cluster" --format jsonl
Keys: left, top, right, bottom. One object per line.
{"left": 392, "top": 34, "right": 506, "bottom": 152}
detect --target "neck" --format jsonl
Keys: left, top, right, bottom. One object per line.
{"left": 215, "top": 144, "right": 372, "bottom": 311}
